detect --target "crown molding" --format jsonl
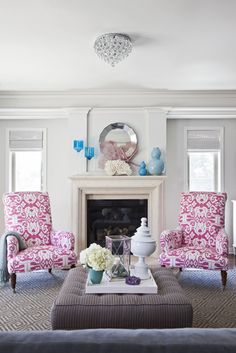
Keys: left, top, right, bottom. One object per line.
{"left": 0, "top": 89, "right": 236, "bottom": 96}
{"left": 1, "top": 105, "right": 236, "bottom": 120}
{"left": 167, "top": 107, "right": 236, "bottom": 119}
{"left": 0, "top": 107, "right": 91, "bottom": 119}
{"left": 1, "top": 89, "right": 236, "bottom": 109}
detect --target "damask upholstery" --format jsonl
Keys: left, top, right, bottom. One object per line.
{"left": 159, "top": 192, "right": 228, "bottom": 287}
{"left": 3, "top": 192, "right": 77, "bottom": 290}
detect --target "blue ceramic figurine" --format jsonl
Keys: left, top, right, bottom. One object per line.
{"left": 148, "top": 147, "right": 164, "bottom": 175}
{"left": 138, "top": 161, "right": 147, "bottom": 176}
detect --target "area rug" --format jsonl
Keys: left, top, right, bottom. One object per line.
{"left": 0, "top": 268, "right": 236, "bottom": 330}
{"left": 0, "top": 270, "right": 67, "bottom": 331}
{"left": 178, "top": 268, "right": 236, "bottom": 328}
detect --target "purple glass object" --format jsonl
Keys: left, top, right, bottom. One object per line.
{"left": 125, "top": 276, "right": 141, "bottom": 285}
{"left": 73, "top": 140, "right": 84, "bottom": 152}
{"left": 85, "top": 146, "right": 95, "bottom": 160}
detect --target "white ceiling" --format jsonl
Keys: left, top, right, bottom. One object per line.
{"left": 0, "top": 0, "right": 236, "bottom": 91}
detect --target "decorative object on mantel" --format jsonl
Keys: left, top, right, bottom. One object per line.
{"left": 73, "top": 140, "right": 95, "bottom": 161}
{"left": 94, "top": 33, "right": 132, "bottom": 67}
{"left": 73, "top": 140, "right": 84, "bottom": 152}
{"left": 106, "top": 235, "right": 131, "bottom": 278}
{"left": 138, "top": 161, "right": 147, "bottom": 176}
{"left": 131, "top": 217, "right": 156, "bottom": 280}
{"left": 84, "top": 146, "right": 94, "bottom": 160}
{"left": 148, "top": 147, "right": 165, "bottom": 175}
{"left": 99, "top": 122, "right": 138, "bottom": 169}
{"left": 104, "top": 159, "right": 132, "bottom": 176}
{"left": 80, "top": 243, "right": 113, "bottom": 285}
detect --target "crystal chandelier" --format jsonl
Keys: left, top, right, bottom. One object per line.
{"left": 94, "top": 33, "right": 132, "bottom": 67}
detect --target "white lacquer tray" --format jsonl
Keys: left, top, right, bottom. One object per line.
{"left": 85, "top": 269, "right": 158, "bottom": 294}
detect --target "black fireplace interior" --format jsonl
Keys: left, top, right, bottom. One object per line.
{"left": 87, "top": 199, "right": 148, "bottom": 247}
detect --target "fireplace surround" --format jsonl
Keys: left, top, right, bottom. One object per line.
{"left": 70, "top": 175, "right": 166, "bottom": 255}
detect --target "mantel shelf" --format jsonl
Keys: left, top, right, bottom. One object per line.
{"left": 70, "top": 174, "right": 167, "bottom": 181}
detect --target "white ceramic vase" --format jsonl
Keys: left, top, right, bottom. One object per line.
{"left": 131, "top": 217, "right": 156, "bottom": 279}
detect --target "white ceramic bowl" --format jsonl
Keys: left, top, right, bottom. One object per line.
{"left": 131, "top": 239, "right": 156, "bottom": 257}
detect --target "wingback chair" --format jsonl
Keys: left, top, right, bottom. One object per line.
{"left": 159, "top": 192, "right": 228, "bottom": 288}
{"left": 3, "top": 192, "right": 77, "bottom": 291}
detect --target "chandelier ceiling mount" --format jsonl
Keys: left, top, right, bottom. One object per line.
{"left": 94, "top": 33, "right": 132, "bottom": 67}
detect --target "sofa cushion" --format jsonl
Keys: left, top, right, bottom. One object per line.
{"left": 0, "top": 328, "right": 236, "bottom": 353}
{"left": 7, "top": 245, "right": 76, "bottom": 273}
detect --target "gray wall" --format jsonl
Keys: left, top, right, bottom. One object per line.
{"left": 0, "top": 108, "right": 167, "bottom": 237}
{"left": 1, "top": 115, "right": 236, "bottom": 252}
{"left": 166, "top": 118, "right": 236, "bottom": 251}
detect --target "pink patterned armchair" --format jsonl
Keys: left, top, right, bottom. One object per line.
{"left": 159, "top": 192, "right": 228, "bottom": 288}
{"left": 3, "top": 192, "right": 77, "bottom": 291}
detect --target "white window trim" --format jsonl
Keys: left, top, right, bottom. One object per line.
{"left": 184, "top": 126, "right": 224, "bottom": 192}
{"left": 5, "top": 128, "right": 47, "bottom": 192}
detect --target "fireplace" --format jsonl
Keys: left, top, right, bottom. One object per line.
{"left": 70, "top": 175, "right": 166, "bottom": 256}
{"left": 87, "top": 199, "right": 148, "bottom": 247}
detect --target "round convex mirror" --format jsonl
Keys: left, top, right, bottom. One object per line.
{"left": 99, "top": 122, "right": 138, "bottom": 161}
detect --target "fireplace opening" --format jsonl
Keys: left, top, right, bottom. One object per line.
{"left": 87, "top": 199, "right": 148, "bottom": 247}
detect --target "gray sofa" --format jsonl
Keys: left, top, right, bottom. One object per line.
{"left": 0, "top": 328, "right": 236, "bottom": 353}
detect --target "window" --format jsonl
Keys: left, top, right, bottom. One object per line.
{"left": 185, "top": 128, "right": 223, "bottom": 192}
{"left": 7, "top": 129, "right": 46, "bottom": 192}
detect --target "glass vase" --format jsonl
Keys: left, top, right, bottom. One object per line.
{"left": 105, "top": 235, "right": 131, "bottom": 278}
{"left": 84, "top": 147, "right": 94, "bottom": 160}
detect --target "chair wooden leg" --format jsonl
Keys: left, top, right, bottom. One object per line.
{"left": 221, "top": 270, "right": 227, "bottom": 289}
{"left": 10, "top": 273, "right": 16, "bottom": 293}
{"left": 48, "top": 269, "right": 52, "bottom": 274}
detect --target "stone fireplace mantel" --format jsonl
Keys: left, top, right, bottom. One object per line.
{"left": 70, "top": 174, "right": 166, "bottom": 255}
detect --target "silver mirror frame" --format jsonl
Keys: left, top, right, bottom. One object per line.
{"left": 99, "top": 122, "right": 138, "bottom": 160}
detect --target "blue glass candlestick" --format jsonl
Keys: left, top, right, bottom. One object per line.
{"left": 85, "top": 147, "right": 94, "bottom": 160}
{"left": 73, "top": 140, "right": 84, "bottom": 152}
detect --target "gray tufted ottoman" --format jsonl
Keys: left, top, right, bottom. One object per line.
{"left": 51, "top": 267, "right": 193, "bottom": 329}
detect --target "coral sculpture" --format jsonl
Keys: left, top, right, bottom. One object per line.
{"left": 105, "top": 160, "right": 132, "bottom": 176}
{"left": 99, "top": 141, "right": 137, "bottom": 168}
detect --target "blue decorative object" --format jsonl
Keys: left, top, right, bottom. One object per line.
{"left": 88, "top": 268, "right": 104, "bottom": 284}
{"left": 73, "top": 140, "right": 84, "bottom": 152}
{"left": 148, "top": 147, "right": 164, "bottom": 175}
{"left": 85, "top": 147, "right": 95, "bottom": 160}
{"left": 125, "top": 275, "right": 141, "bottom": 285}
{"left": 138, "top": 161, "right": 147, "bottom": 176}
